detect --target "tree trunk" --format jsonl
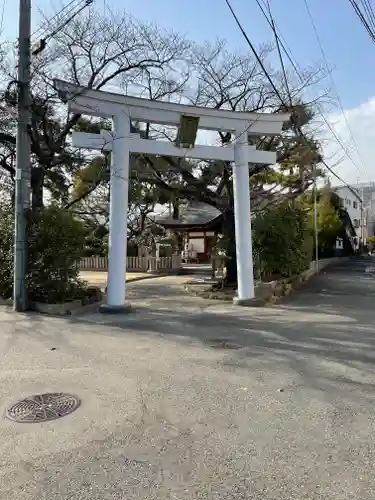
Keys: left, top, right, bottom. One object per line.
{"left": 222, "top": 208, "right": 237, "bottom": 284}
{"left": 11, "top": 187, "right": 15, "bottom": 207}
{"left": 31, "top": 167, "right": 44, "bottom": 208}
{"left": 172, "top": 202, "right": 179, "bottom": 219}
{"left": 139, "top": 212, "right": 146, "bottom": 232}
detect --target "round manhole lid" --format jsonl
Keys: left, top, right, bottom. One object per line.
{"left": 6, "top": 393, "right": 81, "bottom": 423}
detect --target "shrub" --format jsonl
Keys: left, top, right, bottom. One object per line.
{"left": 367, "top": 236, "right": 375, "bottom": 251}
{"left": 253, "top": 202, "right": 313, "bottom": 281}
{"left": 0, "top": 204, "right": 87, "bottom": 303}
{"left": 0, "top": 203, "right": 15, "bottom": 299}
{"left": 26, "top": 206, "right": 87, "bottom": 303}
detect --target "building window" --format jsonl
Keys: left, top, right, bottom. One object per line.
{"left": 354, "top": 219, "right": 360, "bottom": 228}
{"left": 353, "top": 201, "right": 358, "bottom": 209}
{"left": 336, "top": 238, "right": 343, "bottom": 250}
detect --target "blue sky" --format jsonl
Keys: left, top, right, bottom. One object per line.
{"left": 118, "top": 0, "right": 375, "bottom": 112}
{"left": 1, "top": 0, "right": 375, "bottom": 183}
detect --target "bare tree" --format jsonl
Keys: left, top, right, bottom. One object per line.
{"left": 130, "top": 40, "right": 328, "bottom": 281}
{"left": 0, "top": 8, "right": 190, "bottom": 207}
{"left": 0, "top": 13, "right": 329, "bottom": 282}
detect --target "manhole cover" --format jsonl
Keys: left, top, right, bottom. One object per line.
{"left": 208, "top": 339, "right": 242, "bottom": 350}
{"left": 6, "top": 393, "right": 81, "bottom": 423}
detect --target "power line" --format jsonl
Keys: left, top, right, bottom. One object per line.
{"left": 0, "top": 0, "right": 6, "bottom": 35}
{"left": 31, "top": 0, "right": 78, "bottom": 39}
{"left": 302, "top": 0, "right": 368, "bottom": 175}
{"left": 264, "top": 0, "right": 291, "bottom": 105}
{"left": 255, "top": 0, "right": 368, "bottom": 184}
{"left": 254, "top": 0, "right": 300, "bottom": 76}
{"left": 254, "top": 0, "right": 361, "bottom": 171}
{"left": 224, "top": 0, "right": 285, "bottom": 104}
{"left": 262, "top": 1, "right": 364, "bottom": 217}
{"left": 31, "top": 0, "right": 93, "bottom": 55}
{"left": 359, "top": 0, "right": 375, "bottom": 33}
{"left": 43, "top": 0, "right": 93, "bottom": 41}
{"left": 349, "top": 0, "right": 375, "bottom": 41}
{"left": 224, "top": 0, "right": 357, "bottom": 192}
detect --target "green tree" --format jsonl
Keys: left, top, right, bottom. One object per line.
{"left": 253, "top": 202, "right": 313, "bottom": 281}
{"left": 133, "top": 42, "right": 326, "bottom": 283}
{"left": 316, "top": 190, "right": 342, "bottom": 251}
{"left": 0, "top": 12, "right": 327, "bottom": 288}
{"left": 0, "top": 203, "right": 14, "bottom": 299}
{"left": 303, "top": 186, "right": 344, "bottom": 255}
{"left": 368, "top": 236, "right": 375, "bottom": 250}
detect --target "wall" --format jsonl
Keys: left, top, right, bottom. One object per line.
{"left": 335, "top": 186, "right": 363, "bottom": 246}
{"left": 366, "top": 203, "right": 375, "bottom": 237}
{"left": 186, "top": 231, "right": 216, "bottom": 257}
{"left": 350, "top": 182, "right": 375, "bottom": 206}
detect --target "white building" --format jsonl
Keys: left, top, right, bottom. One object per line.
{"left": 334, "top": 186, "right": 364, "bottom": 248}
{"left": 351, "top": 181, "right": 375, "bottom": 206}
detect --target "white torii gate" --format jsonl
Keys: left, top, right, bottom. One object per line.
{"left": 54, "top": 79, "right": 288, "bottom": 312}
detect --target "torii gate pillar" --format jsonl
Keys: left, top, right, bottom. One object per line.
{"left": 233, "top": 126, "right": 254, "bottom": 305}
{"left": 100, "top": 113, "right": 131, "bottom": 313}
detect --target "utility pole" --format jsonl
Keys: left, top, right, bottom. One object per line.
{"left": 313, "top": 165, "right": 319, "bottom": 273}
{"left": 13, "top": 0, "right": 32, "bottom": 311}
{"left": 360, "top": 187, "right": 365, "bottom": 253}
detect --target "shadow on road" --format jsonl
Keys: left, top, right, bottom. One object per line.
{"left": 3, "top": 257, "right": 375, "bottom": 499}
{"left": 69, "top": 257, "right": 375, "bottom": 406}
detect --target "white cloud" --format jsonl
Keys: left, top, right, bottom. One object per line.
{"left": 200, "top": 99, "right": 375, "bottom": 188}
{"left": 322, "top": 97, "right": 375, "bottom": 186}
{"left": 148, "top": 99, "right": 375, "bottom": 189}
{"left": 197, "top": 102, "right": 375, "bottom": 189}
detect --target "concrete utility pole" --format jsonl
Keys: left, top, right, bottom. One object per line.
{"left": 360, "top": 187, "right": 365, "bottom": 252}
{"left": 13, "top": 0, "right": 32, "bottom": 311}
{"left": 313, "top": 165, "right": 319, "bottom": 273}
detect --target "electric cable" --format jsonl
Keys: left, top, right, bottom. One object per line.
{"left": 349, "top": 0, "right": 375, "bottom": 41}
{"left": 0, "top": 0, "right": 6, "bottom": 36}
{"left": 256, "top": 0, "right": 366, "bottom": 177}
{"left": 224, "top": 0, "right": 361, "bottom": 195}
{"left": 31, "top": 0, "right": 79, "bottom": 40}
{"left": 303, "top": 0, "right": 368, "bottom": 175}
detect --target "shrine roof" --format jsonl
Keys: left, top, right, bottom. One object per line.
{"left": 155, "top": 202, "right": 222, "bottom": 228}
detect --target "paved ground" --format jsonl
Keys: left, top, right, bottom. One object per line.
{"left": 1, "top": 257, "right": 375, "bottom": 499}
{"left": 80, "top": 271, "right": 150, "bottom": 289}
{"left": 79, "top": 263, "right": 214, "bottom": 290}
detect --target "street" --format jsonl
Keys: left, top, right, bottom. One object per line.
{"left": 1, "top": 257, "right": 375, "bottom": 499}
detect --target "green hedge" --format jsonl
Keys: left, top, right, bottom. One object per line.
{"left": 253, "top": 202, "right": 313, "bottom": 281}
{"left": 0, "top": 205, "right": 87, "bottom": 303}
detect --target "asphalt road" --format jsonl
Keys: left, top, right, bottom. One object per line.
{"left": 1, "top": 257, "right": 375, "bottom": 499}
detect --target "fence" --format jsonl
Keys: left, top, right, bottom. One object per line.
{"left": 78, "top": 255, "right": 182, "bottom": 272}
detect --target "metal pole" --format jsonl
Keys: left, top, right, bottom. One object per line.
{"left": 13, "top": 0, "right": 32, "bottom": 311}
{"left": 313, "top": 167, "right": 319, "bottom": 273}
{"left": 360, "top": 188, "right": 364, "bottom": 253}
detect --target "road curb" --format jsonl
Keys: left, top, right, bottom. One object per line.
{"left": 125, "top": 272, "right": 172, "bottom": 284}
